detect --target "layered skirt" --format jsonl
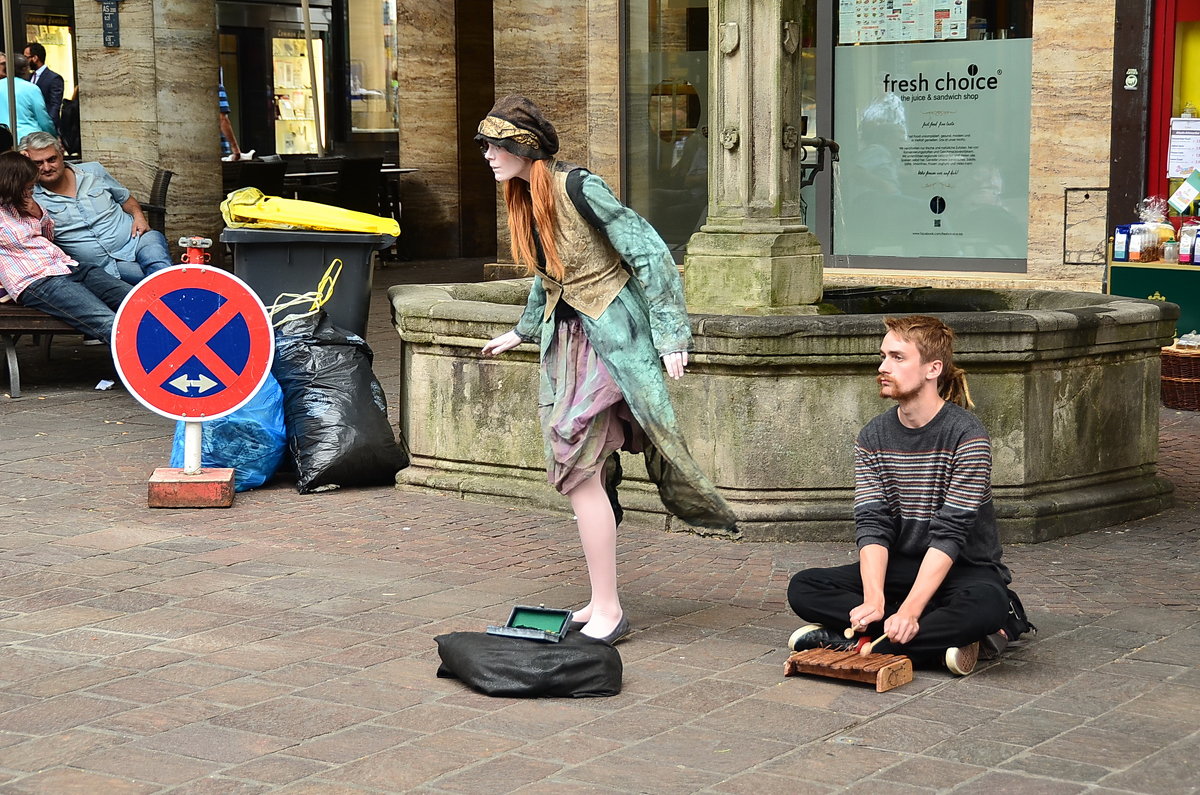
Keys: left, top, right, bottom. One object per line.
{"left": 540, "top": 317, "right": 643, "bottom": 494}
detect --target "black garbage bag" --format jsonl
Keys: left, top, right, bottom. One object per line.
{"left": 435, "top": 631, "right": 623, "bottom": 698}
{"left": 271, "top": 311, "right": 408, "bottom": 493}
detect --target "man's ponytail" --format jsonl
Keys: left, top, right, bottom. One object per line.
{"left": 941, "top": 365, "right": 974, "bottom": 409}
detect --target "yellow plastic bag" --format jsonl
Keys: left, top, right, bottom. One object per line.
{"left": 221, "top": 187, "right": 400, "bottom": 237}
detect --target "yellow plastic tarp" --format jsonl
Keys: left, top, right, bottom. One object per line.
{"left": 220, "top": 187, "right": 400, "bottom": 237}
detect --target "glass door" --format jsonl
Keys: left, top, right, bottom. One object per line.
{"left": 348, "top": 0, "right": 398, "bottom": 135}
{"left": 272, "top": 33, "right": 325, "bottom": 155}
{"left": 24, "top": 13, "right": 75, "bottom": 100}
{"left": 623, "top": 0, "right": 710, "bottom": 258}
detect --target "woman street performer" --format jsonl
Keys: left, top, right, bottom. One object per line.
{"left": 478, "top": 96, "right": 736, "bottom": 644}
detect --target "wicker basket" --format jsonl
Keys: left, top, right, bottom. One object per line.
{"left": 1161, "top": 345, "right": 1200, "bottom": 410}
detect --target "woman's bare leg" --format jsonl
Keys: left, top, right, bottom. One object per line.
{"left": 567, "top": 468, "right": 622, "bottom": 639}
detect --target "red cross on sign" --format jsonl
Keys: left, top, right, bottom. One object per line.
{"left": 112, "top": 266, "right": 274, "bottom": 421}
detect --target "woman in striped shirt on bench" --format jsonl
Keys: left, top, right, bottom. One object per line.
{"left": 0, "top": 151, "right": 130, "bottom": 343}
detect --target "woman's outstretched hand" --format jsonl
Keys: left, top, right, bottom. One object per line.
{"left": 662, "top": 351, "right": 688, "bottom": 380}
{"left": 483, "top": 331, "right": 523, "bottom": 356}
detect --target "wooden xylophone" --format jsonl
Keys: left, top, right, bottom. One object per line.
{"left": 784, "top": 648, "right": 913, "bottom": 693}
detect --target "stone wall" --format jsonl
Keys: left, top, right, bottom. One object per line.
{"left": 395, "top": 2, "right": 459, "bottom": 258}
{"left": 390, "top": 280, "right": 1176, "bottom": 542}
{"left": 75, "top": 0, "right": 222, "bottom": 256}
{"left": 490, "top": 0, "right": 620, "bottom": 260}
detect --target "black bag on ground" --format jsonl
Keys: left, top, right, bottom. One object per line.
{"left": 1004, "top": 587, "right": 1036, "bottom": 640}
{"left": 435, "top": 631, "right": 623, "bottom": 698}
{"left": 271, "top": 311, "right": 408, "bottom": 493}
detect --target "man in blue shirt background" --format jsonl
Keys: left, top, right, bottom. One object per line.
{"left": 0, "top": 53, "right": 56, "bottom": 142}
{"left": 219, "top": 68, "right": 244, "bottom": 161}
{"left": 19, "top": 131, "right": 173, "bottom": 285}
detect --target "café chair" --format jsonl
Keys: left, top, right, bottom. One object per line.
{"left": 297, "top": 156, "right": 384, "bottom": 215}
{"left": 222, "top": 159, "right": 289, "bottom": 197}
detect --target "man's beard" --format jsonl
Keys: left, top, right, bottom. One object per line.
{"left": 877, "top": 375, "right": 921, "bottom": 402}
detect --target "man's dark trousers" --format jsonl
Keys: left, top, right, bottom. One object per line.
{"left": 788, "top": 555, "right": 1009, "bottom": 663}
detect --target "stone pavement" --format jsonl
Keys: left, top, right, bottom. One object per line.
{"left": 0, "top": 259, "right": 1197, "bottom": 794}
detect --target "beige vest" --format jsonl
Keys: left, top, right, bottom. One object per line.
{"left": 539, "top": 168, "right": 630, "bottom": 321}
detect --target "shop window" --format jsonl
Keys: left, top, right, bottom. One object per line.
{"left": 828, "top": 1, "right": 1035, "bottom": 271}
{"left": 348, "top": 0, "right": 398, "bottom": 134}
{"left": 273, "top": 34, "right": 325, "bottom": 154}
{"left": 624, "top": 0, "right": 710, "bottom": 258}
{"left": 25, "top": 14, "right": 75, "bottom": 101}
{"left": 623, "top": 1, "right": 1030, "bottom": 268}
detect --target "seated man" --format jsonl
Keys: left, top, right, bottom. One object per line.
{"left": 788, "top": 315, "right": 1027, "bottom": 676}
{"left": 18, "top": 132, "right": 173, "bottom": 285}
{"left": 0, "top": 151, "right": 131, "bottom": 343}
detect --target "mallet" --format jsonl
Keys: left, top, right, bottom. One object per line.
{"left": 864, "top": 633, "right": 889, "bottom": 653}
{"left": 844, "top": 626, "right": 889, "bottom": 653}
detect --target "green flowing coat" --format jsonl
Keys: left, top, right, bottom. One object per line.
{"left": 513, "top": 170, "right": 737, "bottom": 533}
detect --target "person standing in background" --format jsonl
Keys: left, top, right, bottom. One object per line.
{"left": 23, "top": 42, "right": 63, "bottom": 133}
{"left": 219, "top": 68, "right": 243, "bottom": 161}
{"left": 0, "top": 53, "right": 56, "bottom": 142}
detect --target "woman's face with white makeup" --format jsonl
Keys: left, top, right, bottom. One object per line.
{"left": 482, "top": 142, "right": 533, "bottom": 183}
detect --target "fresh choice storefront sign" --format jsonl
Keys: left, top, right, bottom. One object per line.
{"left": 832, "top": 40, "right": 1032, "bottom": 269}
{"left": 883, "top": 66, "right": 1001, "bottom": 97}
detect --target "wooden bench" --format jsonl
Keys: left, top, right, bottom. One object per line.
{"left": 1, "top": 302, "right": 77, "bottom": 398}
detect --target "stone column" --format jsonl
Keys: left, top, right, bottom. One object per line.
{"left": 683, "top": 0, "right": 823, "bottom": 315}
{"left": 75, "top": 0, "right": 222, "bottom": 256}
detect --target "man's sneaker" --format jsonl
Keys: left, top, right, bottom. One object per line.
{"left": 788, "top": 623, "right": 855, "bottom": 652}
{"left": 945, "top": 641, "right": 980, "bottom": 675}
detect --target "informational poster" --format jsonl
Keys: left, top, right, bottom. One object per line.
{"left": 839, "top": 0, "right": 967, "bottom": 44}
{"left": 1167, "top": 117, "right": 1200, "bottom": 178}
{"left": 832, "top": 39, "right": 1032, "bottom": 260}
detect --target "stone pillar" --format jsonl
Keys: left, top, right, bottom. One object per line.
{"left": 75, "top": 0, "right": 223, "bottom": 256}
{"left": 683, "top": 0, "right": 823, "bottom": 315}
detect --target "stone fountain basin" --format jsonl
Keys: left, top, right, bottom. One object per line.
{"left": 389, "top": 279, "right": 1178, "bottom": 543}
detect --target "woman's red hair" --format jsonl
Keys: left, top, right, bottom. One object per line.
{"left": 503, "top": 159, "right": 564, "bottom": 280}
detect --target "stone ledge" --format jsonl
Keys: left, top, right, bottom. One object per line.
{"left": 389, "top": 279, "right": 1176, "bottom": 542}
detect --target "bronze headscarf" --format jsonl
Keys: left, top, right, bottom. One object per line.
{"left": 474, "top": 95, "right": 559, "bottom": 161}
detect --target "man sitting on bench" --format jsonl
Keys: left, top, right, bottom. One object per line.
{"left": 0, "top": 151, "right": 131, "bottom": 343}
{"left": 19, "top": 131, "right": 173, "bottom": 285}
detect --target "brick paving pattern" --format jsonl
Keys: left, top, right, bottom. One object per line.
{"left": 0, "top": 259, "right": 1197, "bottom": 793}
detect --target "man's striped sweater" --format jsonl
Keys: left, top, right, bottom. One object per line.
{"left": 853, "top": 401, "right": 1010, "bottom": 583}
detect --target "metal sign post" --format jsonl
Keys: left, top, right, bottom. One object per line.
{"left": 183, "top": 420, "right": 203, "bottom": 475}
{"left": 111, "top": 257, "right": 274, "bottom": 507}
